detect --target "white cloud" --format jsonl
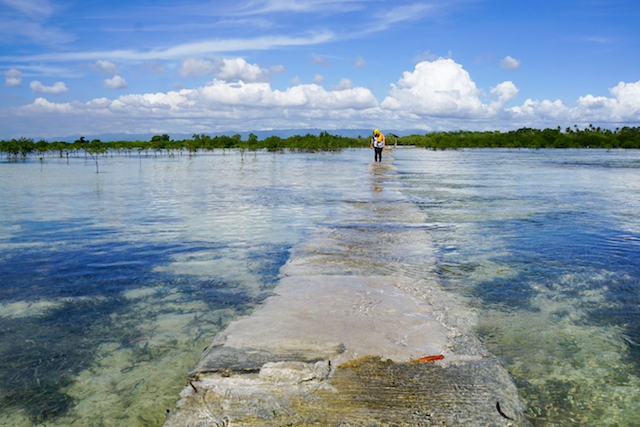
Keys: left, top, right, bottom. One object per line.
{"left": 380, "top": 58, "right": 523, "bottom": 127}
{"left": 354, "top": 54, "right": 365, "bottom": 68}
{"left": 4, "top": 79, "right": 380, "bottom": 137}
{"left": 10, "top": 64, "right": 81, "bottom": 79}
{"left": 329, "top": 78, "right": 353, "bottom": 91}
{"left": 22, "top": 96, "right": 74, "bottom": 113}
{"left": 1, "top": 32, "right": 334, "bottom": 62}
{"left": 88, "top": 60, "right": 119, "bottom": 75}
{"left": 289, "top": 75, "right": 302, "bottom": 84}
{"left": 507, "top": 80, "right": 640, "bottom": 125}
{"left": 269, "top": 64, "right": 286, "bottom": 74}
{"left": 372, "top": 3, "right": 436, "bottom": 31}
{"left": 103, "top": 75, "right": 128, "bottom": 89}
{"left": 500, "top": 55, "right": 521, "bottom": 70}
{"left": 5, "top": 56, "right": 640, "bottom": 138}
{"left": 609, "top": 80, "right": 640, "bottom": 107}
{"left": 312, "top": 74, "right": 326, "bottom": 83}
{"left": 216, "top": 58, "right": 271, "bottom": 82}
{"left": 234, "top": 0, "right": 365, "bottom": 15}
{"left": 177, "top": 57, "right": 272, "bottom": 82}
{"left": 192, "top": 80, "right": 377, "bottom": 110}
{"left": 490, "top": 81, "right": 519, "bottom": 110}
{"left": 29, "top": 80, "right": 69, "bottom": 94}
{"left": 381, "top": 58, "right": 488, "bottom": 118}
{"left": 4, "top": 68, "right": 23, "bottom": 87}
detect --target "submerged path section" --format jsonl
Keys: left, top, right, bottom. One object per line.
{"left": 163, "top": 150, "right": 530, "bottom": 426}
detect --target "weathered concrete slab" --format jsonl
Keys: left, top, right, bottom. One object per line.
{"left": 163, "top": 151, "right": 531, "bottom": 426}
{"left": 193, "top": 276, "right": 449, "bottom": 370}
{"left": 164, "top": 275, "right": 530, "bottom": 426}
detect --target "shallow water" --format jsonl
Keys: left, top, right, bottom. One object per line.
{"left": 395, "top": 148, "right": 640, "bottom": 426}
{"left": 1, "top": 148, "right": 639, "bottom": 426}
{"left": 0, "top": 150, "right": 371, "bottom": 426}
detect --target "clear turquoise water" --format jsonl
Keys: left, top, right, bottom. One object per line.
{"left": 1, "top": 148, "right": 639, "bottom": 426}
{"left": 395, "top": 148, "right": 640, "bottom": 426}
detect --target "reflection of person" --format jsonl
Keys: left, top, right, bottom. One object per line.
{"left": 370, "top": 129, "right": 385, "bottom": 164}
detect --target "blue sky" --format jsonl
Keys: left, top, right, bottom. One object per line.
{"left": 1, "top": 0, "right": 639, "bottom": 139}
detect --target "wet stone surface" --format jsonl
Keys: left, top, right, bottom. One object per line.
{"left": 163, "top": 152, "right": 529, "bottom": 427}
{"left": 165, "top": 354, "right": 529, "bottom": 426}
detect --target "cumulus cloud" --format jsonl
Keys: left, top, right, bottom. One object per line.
{"left": 354, "top": 54, "right": 365, "bottom": 68}
{"left": 381, "top": 58, "right": 639, "bottom": 127}
{"left": 289, "top": 75, "right": 302, "bottom": 84}
{"left": 381, "top": 58, "right": 488, "bottom": 118}
{"left": 216, "top": 58, "right": 271, "bottom": 83}
{"left": 30, "top": 80, "right": 69, "bottom": 94}
{"left": 490, "top": 81, "right": 519, "bottom": 110}
{"left": 88, "top": 60, "right": 119, "bottom": 75}
{"left": 609, "top": 80, "right": 640, "bottom": 107}
{"left": 4, "top": 79, "right": 380, "bottom": 137}
{"left": 500, "top": 55, "right": 521, "bottom": 70}
{"left": 176, "top": 56, "right": 271, "bottom": 82}
{"left": 4, "top": 68, "right": 23, "bottom": 87}
{"left": 380, "top": 58, "right": 523, "bottom": 124}
{"left": 103, "top": 75, "right": 128, "bottom": 89}
{"left": 329, "top": 78, "right": 353, "bottom": 91}
{"left": 5, "top": 56, "right": 640, "bottom": 138}
{"left": 312, "top": 74, "right": 326, "bottom": 83}
{"left": 192, "top": 80, "right": 377, "bottom": 110}
{"left": 507, "top": 79, "right": 640, "bottom": 125}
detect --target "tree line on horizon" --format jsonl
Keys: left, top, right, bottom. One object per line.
{"left": 2, "top": 126, "right": 640, "bottom": 160}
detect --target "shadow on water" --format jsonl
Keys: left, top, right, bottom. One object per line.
{"left": 388, "top": 149, "right": 640, "bottom": 425}
{"left": 469, "top": 212, "right": 640, "bottom": 366}
{"left": 0, "top": 219, "right": 292, "bottom": 423}
{"left": 0, "top": 298, "right": 125, "bottom": 422}
{"left": 441, "top": 212, "right": 640, "bottom": 424}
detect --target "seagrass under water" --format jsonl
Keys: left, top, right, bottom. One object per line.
{"left": 1, "top": 147, "right": 639, "bottom": 426}
{"left": 163, "top": 152, "right": 528, "bottom": 426}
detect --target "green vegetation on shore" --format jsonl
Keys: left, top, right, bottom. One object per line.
{"left": 2, "top": 126, "right": 640, "bottom": 161}
{"left": 403, "top": 125, "right": 640, "bottom": 150}
{"left": 0, "top": 132, "right": 367, "bottom": 161}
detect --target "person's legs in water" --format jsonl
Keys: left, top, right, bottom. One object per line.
{"left": 374, "top": 147, "right": 382, "bottom": 163}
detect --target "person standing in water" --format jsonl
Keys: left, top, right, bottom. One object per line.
{"left": 370, "top": 129, "right": 385, "bottom": 164}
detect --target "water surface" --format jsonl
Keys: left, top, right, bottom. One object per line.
{"left": 395, "top": 148, "right": 640, "bottom": 426}
{"left": 1, "top": 148, "right": 639, "bottom": 426}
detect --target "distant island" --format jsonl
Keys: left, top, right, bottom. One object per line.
{"left": 2, "top": 126, "right": 640, "bottom": 160}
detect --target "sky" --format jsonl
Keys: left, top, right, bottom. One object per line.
{"left": 1, "top": 0, "right": 639, "bottom": 139}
